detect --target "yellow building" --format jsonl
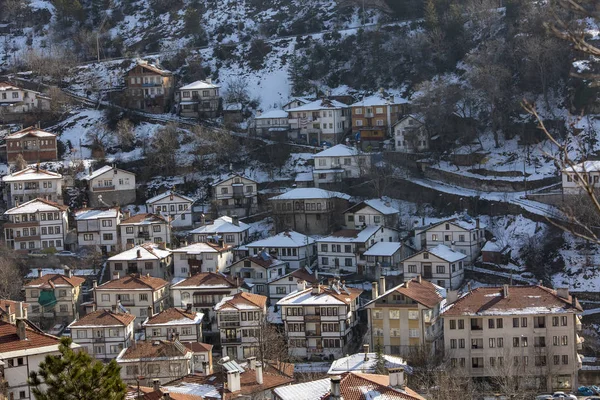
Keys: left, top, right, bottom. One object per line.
{"left": 363, "top": 276, "right": 445, "bottom": 356}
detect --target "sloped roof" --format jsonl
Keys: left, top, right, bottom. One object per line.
{"left": 6, "top": 126, "right": 56, "bottom": 139}
{"left": 286, "top": 98, "right": 348, "bottom": 112}
{"left": 190, "top": 216, "right": 250, "bottom": 234}
{"left": 0, "top": 300, "right": 28, "bottom": 315}
{"left": 2, "top": 167, "right": 62, "bottom": 182}
{"left": 269, "top": 188, "right": 351, "bottom": 201}
{"left": 181, "top": 342, "right": 213, "bottom": 353}
{"left": 120, "top": 213, "right": 168, "bottom": 225}
{"left": 274, "top": 378, "right": 330, "bottom": 400}
{"left": 5, "top": 198, "right": 68, "bottom": 215}
{"left": 75, "top": 207, "right": 120, "bottom": 220}
{"left": 82, "top": 165, "right": 135, "bottom": 181}
{"left": 256, "top": 109, "right": 289, "bottom": 119}
{"left": 233, "top": 253, "right": 286, "bottom": 269}
{"left": 328, "top": 352, "right": 409, "bottom": 375}
{"left": 179, "top": 80, "right": 220, "bottom": 90}
{"left": 419, "top": 217, "right": 485, "bottom": 232}
{"left": 69, "top": 310, "right": 135, "bottom": 328}
{"left": 108, "top": 243, "right": 171, "bottom": 262}
{"left": 269, "top": 267, "right": 319, "bottom": 285}
{"left": 118, "top": 340, "right": 191, "bottom": 361}
{"left": 25, "top": 273, "right": 85, "bottom": 289}
{"left": 563, "top": 160, "right": 600, "bottom": 173}
{"left": 0, "top": 321, "right": 64, "bottom": 354}
{"left": 442, "top": 285, "right": 583, "bottom": 316}
{"left": 172, "top": 272, "right": 240, "bottom": 290}
{"left": 146, "top": 190, "right": 194, "bottom": 204}
{"left": 277, "top": 284, "right": 362, "bottom": 306}
{"left": 344, "top": 199, "right": 400, "bottom": 216}
{"left": 172, "top": 242, "right": 231, "bottom": 254}
{"left": 143, "top": 308, "right": 202, "bottom": 326}
{"left": 320, "top": 372, "right": 425, "bottom": 400}
{"left": 142, "top": 389, "right": 203, "bottom": 400}
{"left": 402, "top": 244, "right": 466, "bottom": 263}
{"left": 350, "top": 92, "right": 409, "bottom": 107}
{"left": 96, "top": 274, "right": 168, "bottom": 291}
{"left": 129, "top": 62, "right": 172, "bottom": 76}
{"left": 364, "top": 277, "right": 445, "bottom": 309}
{"left": 212, "top": 172, "right": 257, "bottom": 186}
{"left": 317, "top": 226, "right": 382, "bottom": 243}
{"left": 315, "top": 144, "right": 361, "bottom": 158}
{"left": 214, "top": 292, "right": 267, "bottom": 311}
{"left": 363, "top": 242, "right": 402, "bottom": 257}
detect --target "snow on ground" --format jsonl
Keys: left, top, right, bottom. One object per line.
{"left": 248, "top": 218, "right": 274, "bottom": 240}
{"left": 553, "top": 233, "right": 600, "bottom": 292}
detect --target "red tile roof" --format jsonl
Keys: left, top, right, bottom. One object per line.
{"left": 442, "top": 285, "right": 583, "bottom": 316}
{"left": 387, "top": 277, "right": 444, "bottom": 309}
{"left": 181, "top": 341, "right": 212, "bottom": 353}
{"left": 0, "top": 321, "right": 61, "bottom": 353}
{"left": 215, "top": 292, "right": 267, "bottom": 311}
{"left": 142, "top": 389, "right": 202, "bottom": 400}
{"left": 121, "top": 213, "right": 168, "bottom": 224}
{"left": 70, "top": 310, "right": 136, "bottom": 327}
{"left": 173, "top": 272, "right": 240, "bottom": 289}
{"left": 119, "top": 340, "right": 191, "bottom": 360}
{"left": 144, "top": 308, "right": 199, "bottom": 325}
{"left": 97, "top": 274, "right": 168, "bottom": 291}
{"left": 321, "top": 372, "right": 425, "bottom": 400}
{"left": 0, "top": 300, "right": 28, "bottom": 314}
{"left": 25, "top": 273, "right": 85, "bottom": 288}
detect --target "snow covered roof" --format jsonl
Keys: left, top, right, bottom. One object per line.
{"left": 426, "top": 244, "right": 467, "bottom": 263}
{"left": 190, "top": 216, "right": 250, "bottom": 234}
{"left": 6, "top": 126, "right": 56, "bottom": 139}
{"left": 246, "top": 230, "right": 315, "bottom": 248}
{"left": 482, "top": 240, "right": 504, "bottom": 253}
{"left": 212, "top": 172, "right": 257, "bottom": 186}
{"left": 162, "top": 382, "right": 220, "bottom": 399}
{"left": 146, "top": 190, "right": 194, "bottom": 204}
{"left": 75, "top": 208, "right": 120, "bottom": 220}
{"left": 143, "top": 308, "right": 203, "bottom": 327}
{"left": 328, "top": 352, "right": 409, "bottom": 375}
{"left": 317, "top": 226, "right": 382, "bottom": 244}
{"left": 345, "top": 199, "right": 399, "bottom": 216}
{"left": 363, "top": 277, "right": 445, "bottom": 309}
{"left": 295, "top": 172, "right": 314, "bottom": 182}
{"left": 171, "top": 242, "right": 230, "bottom": 254}
{"left": 2, "top": 167, "right": 62, "bottom": 182}
{"left": 107, "top": 243, "right": 171, "bottom": 261}
{"left": 129, "top": 62, "right": 172, "bottom": 76}
{"left": 82, "top": 165, "right": 134, "bottom": 181}
{"left": 563, "top": 160, "right": 600, "bottom": 173}
{"left": 26, "top": 268, "right": 96, "bottom": 278}
{"left": 314, "top": 144, "right": 362, "bottom": 158}
{"left": 350, "top": 92, "right": 409, "bottom": 107}
{"left": 277, "top": 284, "right": 362, "bottom": 306}
{"left": 256, "top": 109, "right": 289, "bottom": 119}
{"left": 269, "top": 188, "right": 351, "bottom": 201}
{"left": 419, "top": 217, "right": 485, "bottom": 232}
{"left": 5, "top": 198, "right": 67, "bottom": 215}
{"left": 363, "top": 242, "right": 402, "bottom": 256}
{"left": 273, "top": 378, "right": 330, "bottom": 400}
{"left": 179, "top": 80, "right": 220, "bottom": 90}
{"left": 214, "top": 292, "right": 267, "bottom": 311}
{"left": 286, "top": 98, "right": 348, "bottom": 112}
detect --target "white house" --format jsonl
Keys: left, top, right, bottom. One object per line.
{"left": 363, "top": 241, "right": 412, "bottom": 275}
{"left": 344, "top": 198, "right": 400, "bottom": 229}
{"left": 68, "top": 309, "right": 136, "bottom": 362}
{"left": 75, "top": 207, "right": 122, "bottom": 253}
{"left": 282, "top": 97, "right": 312, "bottom": 110}
{"left": 211, "top": 173, "right": 258, "bottom": 218}
{"left": 119, "top": 213, "right": 171, "bottom": 249}
{"left": 107, "top": 243, "right": 173, "bottom": 280}
{"left": 0, "top": 81, "right": 51, "bottom": 114}
{"left": 142, "top": 306, "right": 203, "bottom": 342}
{"left": 287, "top": 98, "right": 350, "bottom": 145}
{"left": 414, "top": 217, "right": 486, "bottom": 264}
{"left": 401, "top": 244, "right": 467, "bottom": 290}
{"left": 176, "top": 79, "right": 221, "bottom": 118}
{"left": 146, "top": 190, "right": 195, "bottom": 228}
{"left": 171, "top": 242, "right": 234, "bottom": 278}
{"left": 81, "top": 165, "right": 136, "bottom": 207}
{"left": 244, "top": 230, "right": 317, "bottom": 269}
{"left": 253, "top": 109, "right": 290, "bottom": 138}
{"left": 228, "top": 253, "right": 288, "bottom": 297}
{"left": 393, "top": 115, "right": 429, "bottom": 153}
{"left": 2, "top": 166, "right": 63, "bottom": 208}
{"left": 562, "top": 160, "right": 600, "bottom": 194}
{"left": 312, "top": 144, "right": 372, "bottom": 187}
{"left": 190, "top": 215, "right": 250, "bottom": 247}
{"left": 268, "top": 267, "right": 319, "bottom": 303}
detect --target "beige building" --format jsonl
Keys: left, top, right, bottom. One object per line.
{"left": 401, "top": 244, "right": 467, "bottom": 290}
{"left": 363, "top": 276, "right": 445, "bottom": 356}
{"left": 561, "top": 160, "right": 600, "bottom": 194}
{"left": 0, "top": 81, "right": 51, "bottom": 117}
{"left": 211, "top": 173, "right": 258, "bottom": 218}
{"left": 442, "top": 285, "right": 584, "bottom": 392}
{"left": 107, "top": 243, "right": 172, "bottom": 280}
{"left": 344, "top": 198, "right": 400, "bottom": 229}
{"left": 146, "top": 190, "right": 195, "bottom": 229}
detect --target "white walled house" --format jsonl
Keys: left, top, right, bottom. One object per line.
{"left": 2, "top": 167, "right": 63, "bottom": 208}
{"left": 142, "top": 306, "right": 203, "bottom": 342}
{"left": 172, "top": 242, "right": 233, "bottom": 278}
{"left": 82, "top": 165, "right": 136, "bottom": 207}
{"left": 253, "top": 109, "right": 290, "bottom": 138}
{"left": 211, "top": 173, "right": 258, "bottom": 218}
{"left": 176, "top": 79, "right": 221, "bottom": 118}
{"left": 312, "top": 144, "right": 371, "bottom": 187}
{"left": 287, "top": 98, "right": 350, "bottom": 145}
{"left": 75, "top": 207, "right": 122, "bottom": 253}
{"left": 244, "top": 230, "right": 317, "bottom": 270}
{"left": 3, "top": 198, "right": 69, "bottom": 253}
{"left": 268, "top": 267, "right": 319, "bottom": 303}
{"left": 344, "top": 199, "right": 400, "bottom": 229}
{"left": 401, "top": 244, "right": 467, "bottom": 290}
{"left": 0, "top": 81, "right": 51, "bottom": 114}
{"left": 364, "top": 242, "right": 413, "bottom": 275}
{"left": 393, "top": 115, "right": 428, "bottom": 153}
{"left": 182, "top": 342, "right": 214, "bottom": 375}
{"left": 146, "top": 190, "right": 194, "bottom": 228}
{"left": 190, "top": 216, "right": 250, "bottom": 247}
{"left": 561, "top": 161, "right": 600, "bottom": 194}
{"left": 68, "top": 309, "right": 136, "bottom": 361}
{"left": 415, "top": 217, "right": 486, "bottom": 264}
{"left": 107, "top": 243, "right": 172, "bottom": 280}
{"left": 119, "top": 213, "right": 171, "bottom": 249}
{"left": 228, "top": 253, "right": 288, "bottom": 297}
{"left": 282, "top": 97, "right": 312, "bottom": 110}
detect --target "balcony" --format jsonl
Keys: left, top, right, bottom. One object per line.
{"left": 219, "top": 321, "right": 240, "bottom": 328}
{"left": 119, "top": 299, "right": 135, "bottom": 306}
{"left": 221, "top": 337, "right": 242, "bottom": 344}
{"left": 92, "top": 186, "right": 115, "bottom": 192}
{"left": 304, "top": 314, "right": 321, "bottom": 322}
{"left": 93, "top": 337, "right": 105, "bottom": 343}
{"left": 306, "top": 331, "right": 320, "bottom": 337}
{"left": 137, "top": 232, "right": 150, "bottom": 239}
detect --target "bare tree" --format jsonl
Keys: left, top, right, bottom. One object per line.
{"left": 248, "top": 315, "right": 290, "bottom": 365}
{"left": 223, "top": 77, "right": 250, "bottom": 106}
{"left": 0, "top": 244, "right": 24, "bottom": 300}
{"left": 115, "top": 119, "right": 136, "bottom": 150}
{"left": 85, "top": 122, "right": 113, "bottom": 157}
{"left": 148, "top": 123, "right": 180, "bottom": 176}
{"left": 14, "top": 153, "right": 27, "bottom": 171}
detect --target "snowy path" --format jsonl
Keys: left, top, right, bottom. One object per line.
{"left": 583, "top": 308, "right": 600, "bottom": 316}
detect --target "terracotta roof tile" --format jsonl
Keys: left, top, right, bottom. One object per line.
{"left": 181, "top": 341, "right": 213, "bottom": 352}
{"left": 121, "top": 213, "right": 168, "bottom": 224}
{"left": 25, "top": 273, "right": 85, "bottom": 288}
{"left": 173, "top": 272, "right": 240, "bottom": 289}
{"left": 215, "top": 292, "right": 267, "bottom": 311}
{"left": 394, "top": 278, "right": 444, "bottom": 309}
{"left": 0, "top": 321, "right": 61, "bottom": 353}
{"left": 240, "top": 254, "right": 284, "bottom": 269}
{"left": 70, "top": 310, "right": 136, "bottom": 327}
{"left": 144, "top": 308, "right": 199, "bottom": 325}
{"left": 119, "top": 340, "right": 191, "bottom": 360}
{"left": 97, "top": 274, "right": 168, "bottom": 291}
{"left": 321, "top": 372, "right": 425, "bottom": 400}
{"left": 142, "top": 389, "right": 202, "bottom": 400}
{"left": 442, "top": 285, "right": 583, "bottom": 316}
{"left": 0, "top": 300, "right": 28, "bottom": 314}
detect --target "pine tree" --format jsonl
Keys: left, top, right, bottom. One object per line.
{"left": 28, "top": 337, "right": 127, "bottom": 400}
{"left": 374, "top": 343, "right": 387, "bottom": 375}
{"left": 423, "top": 0, "right": 439, "bottom": 33}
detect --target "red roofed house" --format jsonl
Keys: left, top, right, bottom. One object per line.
{"left": 23, "top": 268, "right": 85, "bottom": 327}
{"left": 142, "top": 306, "right": 203, "bottom": 343}
{"left": 119, "top": 213, "right": 171, "bottom": 249}
{"left": 2, "top": 166, "right": 64, "bottom": 208}
{"left": 0, "top": 319, "right": 81, "bottom": 400}
{"left": 125, "top": 62, "right": 175, "bottom": 114}
{"left": 215, "top": 292, "right": 267, "bottom": 360}
{"left": 228, "top": 252, "right": 288, "bottom": 297}
{"left": 5, "top": 126, "right": 57, "bottom": 164}
{"left": 0, "top": 300, "right": 28, "bottom": 324}
{"left": 442, "top": 285, "right": 584, "bottom": 392}
{"left": 68, "top": 308, "right": 136, "bottom": 361}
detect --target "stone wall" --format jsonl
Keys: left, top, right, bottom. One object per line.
{"left": 87, "top": 189, "right": 137, "bottom": 207}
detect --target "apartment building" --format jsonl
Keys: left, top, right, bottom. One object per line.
{"left": 442, "top": 285, "right": 584, "bottom": 392}
{"left": 229, "top": 253, "right": 288, "bottom": 296}
{"left": 215, "top": 292, "right": 267, "bottom": 360}
{"left": 3, "top": 198, "right": 69, "bottom": 253}
{"left": 268, "top": 267, "right": 319, "bottom": 303}
{"left": 364, "top": 276, "right": 445, "bottom": 356}
{"left": 92, "top": 273, "right": 170, "bottom": 326}
{"left": 268, "top": 188, "right": 351, "bottom": 235}
{"left": 211, "top": 173, "right": 258, "bottom": 217}
{"left": 2, "top": 166, "right": 63, "bottom": 207}
{"left": 81, "top": 165, "right": 137, "bottom": 207}
{"left": 312, "top": 144, "right": 372, "bottom": 187}
{"left": 344, "top": 198, "right": 400, "bottom": 229}
{"left": 190, "top": 215, "right": 250, "bottom": 247}
{"left": 107, "top": 243, "right": 172, "bottom": 280}
{"left": 124, "top": 62, "right": 175, "bottom": 113}
{"left": 350, "top": 92, "right": 408, "bottom": 142}
{"left": 68, "top": 309, "right": 135, "bottom": 361}
{"left": 401, "top": 244, "right": 467, "bottom": 290}
{"left": 0, "top": 319, "right": 81, "bottom": 400}
{"left": 287, "top": 98, "right": 350, "bottom": 145}
{"left": 414, "top": 217, "right": 486, "bottom": 264}
{"left": 393, "top": 115, "right": 428, "bottom": 153}
{"left": 143, "top": 306, "right": 203, "bottom": 342}
{"left": 252, "top": 109, "right": 290, "bottom": 138}
{"left": 176, "top": 79, "right": 221, "bottom": 118}
{"left": 0, "top": 81, "right": 51, "bottom": 116}
{"left": 5, "top": 127, "right": 57, "bottom": 164}
{"left": 243, "top": 230, "right": 317, "bottom": 269}
{"left": 146, "top": 190, "right": 194, "bottom": 228}
{"left": 119, "top": 213, "right": 171, "bottom": 249}
{"left": 23, "top": 269, "right": 85, "bottom": 326}
{"left": 172, "top": 242, "right": 233, "bottom": 277}
{"left": 277, "top": 280, "right": 363, "bottom": 360}
{"left": 75, "top": 207, "right": 122, "bottom": 253}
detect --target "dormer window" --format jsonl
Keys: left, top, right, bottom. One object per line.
{"left": 423, "top": 252, "right": 429, "bottom": 259}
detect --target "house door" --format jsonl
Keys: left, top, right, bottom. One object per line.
{"left": 423, "top": 264, "right": 432, "bottom": 279}
{"left": 226, "top": 346, "right": 236, "bottom": 360}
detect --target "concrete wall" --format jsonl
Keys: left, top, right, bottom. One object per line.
{"left": 88, "top": 189, "right": 136, "bottom": 207}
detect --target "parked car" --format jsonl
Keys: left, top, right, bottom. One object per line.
{"left": 552, "top": 392, "right": 577, "bottom": 400}
{"left": 535, "top": 395, "right": 553, "bottom": 400}
{"left": 590, "top": 386, "right": 600, "bottom": 395}
{"left": 48, "top": 323, "right": 65, "bottom": 336}
{"left": 29, "top": 250, "right": 47, "bottom": 258}
{"left": 61, "top": 327, "right": 71, "bottom": 338}
{"left": 584, "top": 397, "right": 600, "bottom": 400}
{"left": 57, "top": 250, "right": 77, "bottom": 257}
{"left": 580, "top": 387, "right": 595, "bottom": 396}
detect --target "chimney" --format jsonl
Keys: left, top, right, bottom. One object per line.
{"left": 147, "top": 306, "right": 153, "bottom": 318}
{"left": 372, "top": 282, "right": 378, "bottom": 300}
{"left": 379, "top": 276, "right": 386, "bottom": 293}
{"left": 330, "top": 376, "right": 342, "bottom": 400}
{"left": 16, "top": 319, "right": 26, "bottom": 340}
{"left": 363, "top": 344, "right": 369, "bottom": 361}
{"left": 83, "top": 201, "right": 87, "bottom": 208}
{"left": 235, "top": 277, "right": 240, "bottom": 287}
{"left": 123, "top": 210, "right": 131, "bottom": 219}
{"left": 467, "top": 282, "right": 472, "bottom": 292}
{"left": 64, "top": 265, "right": 72, "bottom": 278}
{"left": 152, "top": 379, "right": 160, "bottom": 391}
{"left": 137, "top": 249, "right": 142, "bottom": 259}
{"left": 476, "top": 218, "right": 480, "bottom": 229}
{"left": 112, "top": 304, "right": 118, "bottom": 313}
{"left": 4, "top": 304, "right": 10, "bottom": 321}
{"left": 388, "top": 367, "right": 405, "bottom": 388}
{"left": 572, "top": 295, "right": 578, "bottom": 308}
{"left": 162, "top": 392, "right": 170, "bottom": 400}
{"left": 447, "top": 290, "right": 458, "bottom": 304}
{"left": 416, "top": 274, "right": 422, "bottom": 283}
{"left": 186, "top": 303, "right": 192, "bottom": 313}
{"left": 450, "top": 241, "right": 455, "bottom": 251}
{"left": 557, "top": 287, "right": 569, "bottom": 299}
{"left": 502, "top": 284, "right": 509, "bottom": 298}
{"left": 206, "top": 78, "right": 212, "bottom": 84}
{"left": 297, "top": 280, "right": 306, "bottom": 292}
{"left": 37, "top": 268, "right": 43, "bottom": 278}
{"left": 112, "top": 272, "right": 120, "bottom": 280}
{"left": 311, "top": 283, "right": 321, "bottom": 295}
{"left": 247, "top": 356, "right": 256, "bottom": 370}
{"left": 232, "top": 215, "right": 239, "bottom": 226}
{"left": 255, "top": 361, "right": 263, "bottom": 385}
{"left": 158, "top": 242, "right": 166, "bottom": 250}
{"left": 227, "top": 370, "right": 241, "bottom": 393}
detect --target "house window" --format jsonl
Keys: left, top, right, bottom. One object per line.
{"left": 84, "top": 234, "right": 93, "bottom": 241}
{"left": 126, "top": 227, "right": 134, "bottom": 234}
{"left": 152, "top": 225, "right": 161, "bottom": 232}
{"left": 436, "top": 265, "right": 445, "bottom": 274}
{"left": 407, "top": 265, "right": 417, "bottom": 273}
{"left": 103, "top": 233, "right": 113, "bottom": 241}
